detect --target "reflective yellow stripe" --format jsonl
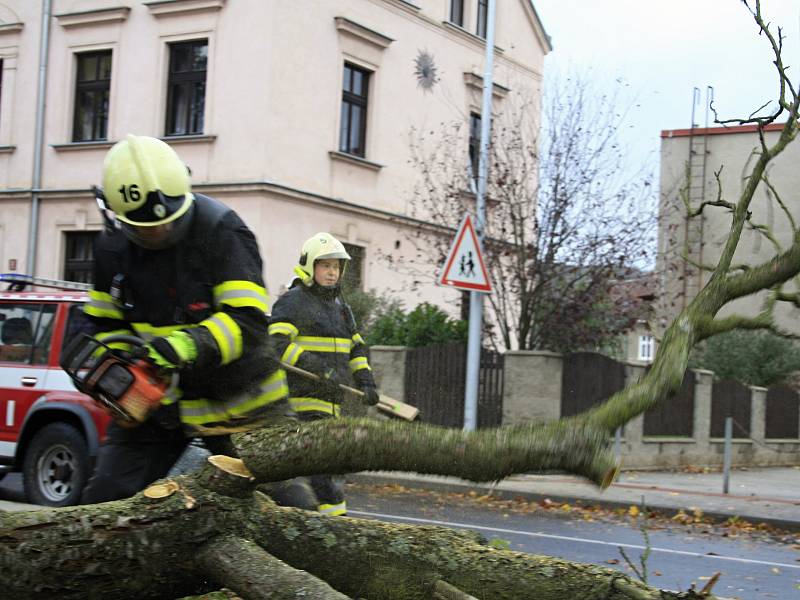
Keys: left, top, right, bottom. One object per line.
{"left": 281, "top": 342, "right": 303, "bottom": 366}
{"left": 180, "top": 369, "right": 288, "bottom": 424}
{"left": 295, "top": 336, "right": 352, "bottom": 353}
{"left": 349, "top": 356, "right": 370, "bottom": 373}
{"left": 213, "top": 280, "right": 269, "bottom": 313}
{"left": 268, "top": 322, "right": 299, "bottom": 338}
{"left": 289, "top": 397, "right": 340, "bottom": 417}
{"left": 318, "top": 501, "right": 347, "bottom": 516}
{"left": 131, "top": 323, "right": 191, "bottom": 340}
{"left": 84, "top": 290, "right": 124, "bottom": 320}
{"left": 200, "top": 312, "right": 242, "bottom": 364}
{"left": 352, "top": 333, "right": 365, "bottom": 346}
{"left": 94, "top": 329, "right": 135, "bottom": 353}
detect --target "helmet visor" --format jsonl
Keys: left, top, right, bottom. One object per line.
{"left": 121, "top": 204, "right": 193, "bottom": 249}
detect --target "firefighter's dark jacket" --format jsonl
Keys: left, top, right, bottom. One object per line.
{"left": 83, "top": 194, "right": 286, "bottom": 429}
{"left": 269, "top": 283, "right": 375, "bottom": 414}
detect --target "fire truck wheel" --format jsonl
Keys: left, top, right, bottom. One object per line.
{"left": 22, "top": 422, "right": 90, "bottom": 507}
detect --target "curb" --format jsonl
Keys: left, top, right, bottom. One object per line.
{"left": 348, "top": 473, "right": 800, "bottom": 533}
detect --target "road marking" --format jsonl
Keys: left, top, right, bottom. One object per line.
{"left": 349, "top": 510, "right": 800, "bottom": 571}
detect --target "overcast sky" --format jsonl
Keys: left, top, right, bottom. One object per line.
{"left": 533, "top": 0, "right": 800, "bottom": 172}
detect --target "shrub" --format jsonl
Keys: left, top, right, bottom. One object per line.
{"left": 366, "top": 302, "right": 467, "bottom": 347}
{"left": 689, "top": 329, "right": 800, "bottom": 387}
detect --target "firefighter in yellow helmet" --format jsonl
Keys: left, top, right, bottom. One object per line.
{"left": 269, "top": 232, "right": 380, "bottom": 516}
{"left": 78, "top": 135, "right": 313, "bottom": 508}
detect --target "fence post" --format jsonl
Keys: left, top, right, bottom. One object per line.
{"left": 501, "top": 351, "right": 562, "bottom": 424}
{"left": 722, "top": 416, "right": 733, "bottom": 494}
{"left": 369, "top": 346, "right": 408, "bottom": 402}
{"left": 750, "top": 386, "right": 767, "bottom": 458}
{"left": 693, "top": 369, "right": 713, "bottom": 455}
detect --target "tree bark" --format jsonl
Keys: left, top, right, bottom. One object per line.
{"left": 0, "top": 475, "right": 719, "bottom": 600}
{"left": 233, "top": 417, "right": 618, "bottom": 488}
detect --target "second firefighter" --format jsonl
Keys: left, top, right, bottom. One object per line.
{"left": 269, "top": 232, "right": 379, "bottom": 516}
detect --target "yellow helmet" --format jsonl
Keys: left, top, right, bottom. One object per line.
{"left": 293, "top": 232, "right": 351, "bottom": 286}
{"left": 102, "top": 135, "right": 193, "bottom": 227}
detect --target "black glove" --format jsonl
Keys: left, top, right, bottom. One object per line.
{"left": 318, "top": 367, "right": 343, "bottom": 399}
{"left": 361, "top": 384, "right": 380, "bottom": 406}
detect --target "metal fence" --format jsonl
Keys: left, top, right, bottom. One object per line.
{"left": 643, "top": 369, "right": 694, "bottom": 437}
{"left": 404, "top": 342, "right": 504, "bottom": 428}
{"left": 560, "top": 352, "right": 626, "bottom": 417}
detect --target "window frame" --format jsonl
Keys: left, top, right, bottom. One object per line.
{"left": 468, "top": 112, "right": 481, "bottom": 179}
{"left": 476, "top": 0, "right": 488, "bottom": 38}
{"left": 637, "top": 334, "right": 654, "bottom": 362}
{"left": 165, "top": 39, "right": 208, "bottom": 137}
{"left": 72, "top": 50, "right": 112, "bottom": 143}
{"left": 339, "top": 62, "right": 371, "bottom": 158}
{"left": 341, "top": 242, "right": 365, "bottom": 291}
{"left": 63, "top": 231, "right": 98, "bottom": 284}
{"left": 449, "top": 0, "right": 465, "bottom": 27}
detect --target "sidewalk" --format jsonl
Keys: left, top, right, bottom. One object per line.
{"left": 350, "top": 466, "right": 800, "bottom": 531}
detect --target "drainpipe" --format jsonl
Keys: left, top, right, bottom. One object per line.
{"left": 27, "top": 0, "right": 52, "bottom": 276}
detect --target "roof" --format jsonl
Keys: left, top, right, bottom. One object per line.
{"left": 0, "top": 291, "right": 87, "bottom": 302}
{"left": 661, "top": 122, "right": 786, "bottom": 139}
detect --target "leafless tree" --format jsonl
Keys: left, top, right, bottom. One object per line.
{"left": 391, "top": 73, "right": 656, "bottom": 352}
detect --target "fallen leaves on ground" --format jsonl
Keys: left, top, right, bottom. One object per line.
{"left": 349, "top": 482, "right": 799, "bottom": 546}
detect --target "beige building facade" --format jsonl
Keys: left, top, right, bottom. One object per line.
{"left": 657, "top": 122, "right": 800, "bottom": 332}
{"left": 0, "top": 0, "right": 549, "bottom": 311}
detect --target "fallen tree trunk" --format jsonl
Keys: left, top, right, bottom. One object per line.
{"left": 0, "top": 470, "right": 719, "bottom": 600}
{"left": 232, "top": 417, "right": 618, "bottom": 487}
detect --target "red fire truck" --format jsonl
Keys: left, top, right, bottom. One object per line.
{"left": 0, "top": 274, "right": 110, "bottom": 506}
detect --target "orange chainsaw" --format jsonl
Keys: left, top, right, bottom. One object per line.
{"left": 61, "top": 334, "right": 176, "bottom": 426}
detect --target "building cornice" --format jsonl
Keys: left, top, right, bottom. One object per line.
{"left": 329, "top": 150, "right": 384, "bottom": 171}
{"left": 0, "top": 181, "right": 451, "bottom": 235}
{"left": 378, "top": 0, "right": 421, "bottom": 17}
{"left": 441, "top": 21, "right": 504, "bottom": 56}
{"left": 0, "top": 22, "right": 23, "bottom": 35}
{"left": 463, "top": 72, "right": 510, "bottom": 99}
{"left": 144, "top": 0, "right": 226, "bottom": 18}
{"left": 661, "top": 123, "right": 786, "bottom": 138}
{"left": 54, "top": 7, "right": 130, "bottom": 29}
{"left": 335, "top": 16, "right": 394, "bottom": 49}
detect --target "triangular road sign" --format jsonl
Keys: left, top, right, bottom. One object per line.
{"left": 439, "top": 214, "right": 492, "bottom": 293}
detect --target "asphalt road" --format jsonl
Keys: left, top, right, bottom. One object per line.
{"left": 346, "top": 484, "right": 800, "bottom": 600}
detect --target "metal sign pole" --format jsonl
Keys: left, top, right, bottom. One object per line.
{"left": 463, "top": 0, "right": 496, "bottom": 432}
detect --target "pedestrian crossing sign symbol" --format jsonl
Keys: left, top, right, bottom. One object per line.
{"left": 439, "top": 214, "right": 492, "bottom": 293}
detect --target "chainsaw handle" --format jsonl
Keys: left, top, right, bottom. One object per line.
{"left": 97, "top": 334, "right": 150, "bottom": 358}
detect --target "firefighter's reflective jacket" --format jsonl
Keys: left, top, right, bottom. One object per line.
{"left": 269, "top": 284, "right": 375, "bottom": 417}
{"left": 83, "top": 194, "right": 288, "bottom": 433}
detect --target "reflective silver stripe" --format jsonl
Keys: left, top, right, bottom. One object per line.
{"left": 288, "top": 398, "right": 340, "bottom": 416}
{"left": 269, "top": 322, "right": 299, "bottom": 338}
{"left": 318, "top": 501, "right": 347, "bottom": 515}
{"left": 204, "top": 314, "right": 240, "bottom": 363}
{"left": 281, "top": 343, "right": 303, "bottom": 365}
{"left": 296, "top": 339, "right": 352, "bottom": 353}
{"left": 216, "top": 288, "right": 268, "bottom": 307}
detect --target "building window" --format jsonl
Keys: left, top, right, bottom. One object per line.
{"left": 342, "top": 243, "right": 365, "bottom": 291}
{"left": 0, "top": 59, "right": 4, "bottom": 130}
{"left": 450, "top": 0, "right": 464, "bottom": 27}
{"left": 339, "top": 63, "right": 370, "bottom": 158}
{"left": 166, "top": 40, "right": 208, "bottom": 136}
{"left": 72, "top": 51, "right": 111, "bottom": 142}
{"left": 638, "top": 334, "right": 654, "bottom": 362}
{"left": 468, "top": 112, "right": 481, "bottom": 178}
{"left": 476, "top": 0, "right": 488, "bottom": 38}
{"left": 63, "top": 232, "right": 98, "bottom": 284}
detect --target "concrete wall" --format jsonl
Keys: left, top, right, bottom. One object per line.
{"left": 373, "top": 346, "right": 800, "bottom": 468}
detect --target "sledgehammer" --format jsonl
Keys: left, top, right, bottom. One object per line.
{"left": 279, "top": 361, "right": 419, "bottom": 421}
